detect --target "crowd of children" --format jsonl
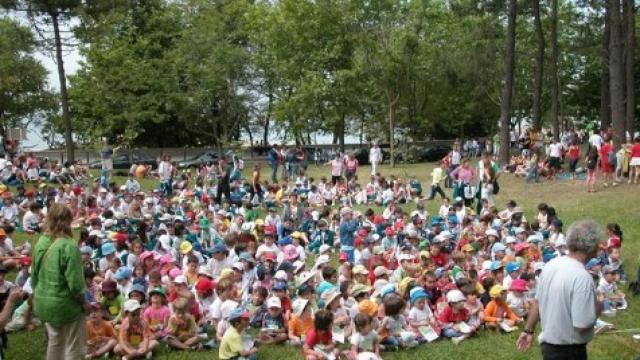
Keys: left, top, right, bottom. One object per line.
{"left": 0, "top": 145, "right": 631, "bottom": 360}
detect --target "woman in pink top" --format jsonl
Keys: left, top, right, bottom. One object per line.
{"left": 629, "top": 136, "right": 640, "bottom": 184}
{"left": 344, "top": 153, "right": 359, "bottom": 181}
{"left": 450, "top": 158, "right": 475, "bottom": 204}
{"left": 327, "top": 153, "right": 344, "bottom": 185}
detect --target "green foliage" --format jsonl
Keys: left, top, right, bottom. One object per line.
{"left": 0, "top": 18, "right": 55, "bottom": 133}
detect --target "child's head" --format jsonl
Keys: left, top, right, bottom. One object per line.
{"left": 88, "top": 302, "right": 102, "bottom": 322}
{"left": 354, "top": 313, "right": 372, "bottom": 334}
{"left": 489, "top": 285, "right": 507, "bottom": 302}
{"left": 101, "top": 279, "right": 119, "bottom": 299}
{"left": 123, "top": 299, "right": 142, "bottom": 320}
{"left": 383, "top": 294, "right": 405, "bottom": 317}
{"left": 410, "top": 287, "right": 428, "bottom": 310}
{"left": 252, "top": 286, "right": 268, "bottom": 305}
{"left": 149, "top": 287, "right": 167, "bottom": 306}
{"left": 602, "top": 266, "right": 618, "bottom": 282}
{"left": 314, "top": 309, "right": 334, "bottom": 332}
{"left": 266, "top": 296, "right": 282, "bottom": 316}
{"left": 173, "top": 297, "right": 190, "bottom": 319}
{"left": 509, "top": 279, "right": 527, "bottom": 297}
{"left": 228, "top": 308, "right": 251, "bottom": 330}
{"left": 446, "top": 289, "right": 466, "bottom": 310}
{"left": 128, "top": 284, "right": 146, "bottom": 304}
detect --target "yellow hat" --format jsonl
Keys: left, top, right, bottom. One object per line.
{"left": 0, "top": 185, "right": 6, "bottom": 192}
{"left": 398, "top": 277, "right": 416, "bottom": 297}
{"left": 179, "top": 241, "right": 193, "bottom": 255}
{"left": 39, "top": 183, "right": 47, "bottom": 189}
{"left": 352, "top": 265, "right": 369, "bottom": 275}
{"left": 358, "top": 299, "right": 378, "bottom": 317}
{"left": 419, "top": 250, "right": 431, "bottom": 259}
{"left": 489, "top": 285, "right": 506, "bottom": 298}
{"left": 219, "top": 269, "right": 235, "bottom": 280}
{"left": 254, "top": 219, "right": 264, "bottom": 226}
{"left": 462, "top": 244, "right": 474, "bottom": 252}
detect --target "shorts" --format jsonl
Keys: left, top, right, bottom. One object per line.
{"left": 630, "top": 157, "right": 640, "bottom": 166}
{"left": 549, "top": 157, "right": 561, "bottom": 169}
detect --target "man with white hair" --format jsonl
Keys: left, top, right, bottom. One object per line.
{"left": 517, "top": 220, "right": 603, "bottom": 360}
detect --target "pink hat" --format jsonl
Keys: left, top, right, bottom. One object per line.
{"left": 510, "top": 278, "right": 527, "bottom": 292}
{"left": 139, "top": 251, "right": 155, "bottom": 262}
{"left": 168, "top": 267, "right": 182, "bottom": 279}
{"left": 284, "top": 245, "right": 298, "bottom": 261}
{"left": 159, "top": 254, "right": 174, "bottom": 265}
{"left": 514, "top": 242, "right": 530, "bottom": 253}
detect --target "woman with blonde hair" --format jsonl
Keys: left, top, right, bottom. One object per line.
{"left": 32, "top": 203, "right": 90, "bottom": 360}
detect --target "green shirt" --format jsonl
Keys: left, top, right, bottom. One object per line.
{"left": 32, "top": 235, "right": 85, "bottom": 326}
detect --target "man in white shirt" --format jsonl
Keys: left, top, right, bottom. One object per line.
{"left": 517, "top": 220, "right": 603, "bottom": 360}
{"left": 588, "top": 130, "right": 603, "bottom": 150}
{"left": 547, "top": 139, "right": 563, "bottom": 177}
{"left": 369, "top": 143, "right": 382, "bottom": 175}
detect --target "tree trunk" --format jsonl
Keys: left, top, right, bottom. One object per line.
{"left": 338, "top": 113, "right": 345, "bottom": 154}
{"left": 624, "top": 0, "right": 635, "bottom": 137}
{"left": 550, "top": 0, "right": 560, "bottom": 141}
{"left": 532, "top": 0, "right": 544, "bottom": 131}
{"left": 263, "top": 92, "right": 272, "bottom": 145}
{"left": 499, "top": 0, "right": 517, "bottom": 165}
{"left": 387, "top": 91, "right": 399, "bottom": 168}
{"left": 601, "top": 2, "right": 612, "bottom": 131}
{"left": 51, "top": 12, "right": 74, "bottom": 161}
{"left": 609, "top": 0, "right": 625, "bottom": 150}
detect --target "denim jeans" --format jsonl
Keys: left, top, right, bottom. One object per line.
{"left": 526, "top": 167, "right": 539, "bottom": 183}
{"left": 442, "top": 327, "right": 463, "bottom": 338}
{"left": 381, "top": 335, "right": 401, "bottom": 347}
{"left": 270, "top": 162, "right": 278, "bottom": 183}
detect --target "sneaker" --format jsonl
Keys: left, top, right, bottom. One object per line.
{"left": 452, "top": 336, "right": 465, "bottom": 345}
{"left": 145, "top": 352, "right": 153, "bottom": 359}
{"left": 203, "top": 339, "right": 218, "bottom": 349}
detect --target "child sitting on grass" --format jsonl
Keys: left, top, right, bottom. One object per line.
{"left": 484, "top": 285, "right": 523, "bottom": 332}
{"left": 258, "top": 296, "right": 288, "bottom": 344}
{"left": 438, "top": 290, "right": 473, "bottom": 344}
{"left": 167, "top": 297, "right": 201, "bottom": 350}
{"left": 86, "top": 302, "right": 117, "bottom": 359}
{"left": 303, "top": 309, "right": 343, "bottom": 360}
{"left": 219, "top": 308, "right": 258, "bottom": 360}
{"left": 348, "top": 313, "right": 380, "bottom": 360}
{"left": 114, "top": 299, "right": 159, "bottom": 359}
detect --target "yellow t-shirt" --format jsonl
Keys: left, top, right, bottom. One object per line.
{"left": 219, "top": 326, "right": 244, "bottom": 360}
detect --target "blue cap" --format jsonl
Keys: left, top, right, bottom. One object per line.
{"left": 80, "top": 245, "right": 93, "bottom": 254}
{"left": 129, "top": 283, "right": 146, "bottom": 297}
{"left": 586, "top": 258, "right": 601, "bottom": 270}
{"left": 239, "top": 252, "right": 255, "bottom": 263}
{"left": 410, "top": 287, "right": 429, "bottom": 304}
{"left": 434, "top": 267, "right": 447, "bottom": 279}
{"left": 490, "top": 261, "right": 504, "bottom": 271}
{"left": 272, "top": 281, "right": 287, "bottom": 291}
{"left": 212, "top": 244, "right": 226, "bottom": 253}
{"left": 379, "top": 284, "right": 397, "bottom": 299}
{"left": 491, "top": 242, "right": 506, "bottom": 253}
{"left": 506, "top": 262, "right": 521, "bottom": 273}
{"left": 113, "top": 266, "right": 132, "bottom": 281}
{"left": 228, "top": 307, "right": 250, "bottom": 321}
{"left": 278, "top": 236, "right": 292, "bottom": 246}
{"left": 543, "top": 253, "right": 558, "bottom": 263}
{"left": 101, "top": 242, "right": 116, "bottom": 256}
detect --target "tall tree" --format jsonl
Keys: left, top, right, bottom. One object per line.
{"left": 601, "top": 1, "right": 612, "bottom": 130}
{"left": 531, "top": 0, "right": 544, "bottom": 131}
{"left": 550, "top": 0, "right": 560, "bottom": 141}
{"left": 499, "top": 0, "right": 517, "bottom": 164}
{"left": 0, "top": 18, "right": 55, "bottom": 135}
{"left": 624, "top": 0, "right": 635, "bottom": 136}
{"left": 609, "top": 0, "right": 625, "bottom": 149}
{"left": 1, "top": 0, "right": 81, "bottom": 160}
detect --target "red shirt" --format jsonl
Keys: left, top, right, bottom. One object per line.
{"left": 279, "top": 296, "right": 292, "bottom": 314}
{"left": 304, "top": 328, "right": 332, "bottom": 347}
{"left": 632, "top": 143, "right": 640, "bottom": 158}
{"left": 568, "top": 146, "right": 580, "bottom": 160}
{"left": 432, "top": 253, "right": 449, "bottom": 268}
{"left": 438, "top": 306, "right": 469, "bottom": 324}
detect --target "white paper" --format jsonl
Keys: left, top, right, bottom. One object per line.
{"left": 499, "top": 322, "right": 515, "bottom": 333}
{"left": 418, "top": 326, "right": 439, "bottom": 342}
{"left": 332, "top": 326, "right": 345, "bottom": 344}
{"left": 455, "top": 321, "right": 472, "bottom": 334}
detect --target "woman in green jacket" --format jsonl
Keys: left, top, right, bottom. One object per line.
{"left": 32, "top": 203, "right": 90, "bottom": 360}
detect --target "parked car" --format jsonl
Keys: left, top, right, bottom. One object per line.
{"left": 177, "top": 151, "right": 220, "bottom": 169}
{"left": 88, "top": 153, "right": 158, "bottom": 169}
{"left": 417, "top": 145, "right": 452, "bottom": 162}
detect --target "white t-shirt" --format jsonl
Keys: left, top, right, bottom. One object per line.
{"left": 350, "top": 330, "right": 377, "bottom": 351}
{"left": 589, "top": 134, "right": 603, "bottom": 150}
{"left": 548, "top": 143, "right": 563, "bottom": 158}
{"left": 158, "top": 161, "right": 172, "bottom": 181}
{"left": 22, "top": 211, "right": 39, "bottom": 231}
{"left": 536, "top": 256, "right": 596, "bottom": 345}
{"left": 451, "top": 151, "right": 461, "bottom": 165}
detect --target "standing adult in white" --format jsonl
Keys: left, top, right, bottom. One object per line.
{"left": 369, "top": 142, "right": 382, "bottom": 175}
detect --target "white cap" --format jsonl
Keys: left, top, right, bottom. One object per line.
{"left": 124, "top": 299, "right": 142, "bottom": 312}
{"left": 274, "top": 270, "right": 288, "bottom": 280}
{"left": 267, "top": 296, "right": 282, "bottom": 308}
{"left": 292, "top": 298, "right": 309, "bottom": 316}
{"left": 486, "top": 229, "right": 499, "bottom": 238}
{"left": 446, "top": 289, "right": 465, "bottom": 303}
{"left": 504, "top": 236, "right": 517, "bottom": 244}
{"left": 104, "top": 219, "right": 116, "bottom": 228}
{"left": 173, "top": 275, "right": 188, "bottom": 284}
{"left": 298, "top": 271, "right": 315, "bottom": 285}
{"left": 232, "top": 262, "right": 244, "bottom": 271}
{"left": 315, "top": 254, "right": 330, "bottom": 267}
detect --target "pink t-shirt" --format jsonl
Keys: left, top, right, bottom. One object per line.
{"left": 331, "top": 159, "right": 344, "bottom": 176}
{"left": 143, "top": 305, "right": 171, "bottom": 337}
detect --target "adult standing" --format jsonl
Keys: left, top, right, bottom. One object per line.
{"left": 517, "top": 220, "right": 603, "bottom": 360}
{"left": 588, "top": 128, "right": 603, "bottom": 151}
{"left": 100, "top": 138, "right": 120, "bottom": 188}
{"left": 157, "top": 154, "right": 173, "bottom": 197}
{"left": 598, "top": 135, "right": 615, "bottom": 187}
{"left": 328, "top": 153, "right": 344, "bottom": 185}
{"left": 33, "top": 203, "right": 90, "bottom": 360}
{"left": 267, "top": 144, "right": 280, "bottom": 183}
{"left": 216, "top": 159, "right": 231, "bottom": 204}
{"left": 369, "top": 143, "right": 382, "bottom": 175}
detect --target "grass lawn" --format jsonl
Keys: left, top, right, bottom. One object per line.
{"left": 5, "top": 162, "right": 640, "bottom": 359}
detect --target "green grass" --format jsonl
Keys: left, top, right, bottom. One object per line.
{"left": 6, "top": 162, "right": 640, "bottom": 359}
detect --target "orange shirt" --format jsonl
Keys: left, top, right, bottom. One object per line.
{"left": 484, "top": 300, "right": 520, "bottom": 323}
{"left": 288, "top": 314, "right": 314, "bottom": 337}
{"left": 87, "top": 319, "right": 116, "bottom": 344}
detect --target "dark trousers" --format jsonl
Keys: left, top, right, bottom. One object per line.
{"left": 428, "top": 184, "right": 446, "bottom": 200}
{"left": 541, "top": 343, "right": 587, "bottom": 360}
{"left": 216, "top": 185, "right": 230, "bottom": 204}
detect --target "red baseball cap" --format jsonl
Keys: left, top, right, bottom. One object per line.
{"left": 195, "top": 278, "right": 215, "bottom": 294}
